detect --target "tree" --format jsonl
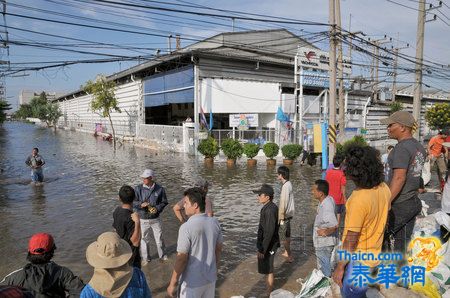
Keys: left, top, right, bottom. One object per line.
{"left": 389, "top": 101, "right": 403, "bottom": 114}
{"left": 14, "top": 103, "right": 32, "bottom": 119}
{"left": 0, "top": 99, "right": 12, "bottom": 124}
{"left": 425, "top": 103, "right": 450, "bottom": 130}
{"left": 44, "top": 103, "right": 63, "bottom": 131}
{"left": 83, "top": 75, "right": 121, "bottom": 150}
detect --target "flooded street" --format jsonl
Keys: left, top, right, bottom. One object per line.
{"left": 0, "top": 122, "right": 443, "bottom": 297}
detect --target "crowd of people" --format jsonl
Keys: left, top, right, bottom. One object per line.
{"left": 1, "top": 110, "right": 449, "bottom": 298}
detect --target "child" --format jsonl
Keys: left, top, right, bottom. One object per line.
{"left": 325, "top": 154, "right": 347, "bottom": 226}
{"left": 113, "top": 185, "right": 142, "bottom": 268}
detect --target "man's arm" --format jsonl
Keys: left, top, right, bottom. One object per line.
{"left": 278, "top": 187, "right": 287, "bottom": 221}
{"left": 389, "top": 168, "right": 407, "bottom": 204}
{"left": 129, "top": 212, "right": 141, "bottom": 247}
{"left": 167, "top": 252, "right": 189, "bottom": 298}
{"left": 261, "top": 207, "right": 277, "bottom": 255}
{"left": 60, "top": 267, "right": 85, "bottom": 298}
{"left": 155, "top": 187, "right": 169, "bottom": 212}
{"left": 215, "top": 242, "right": 223, "bottom": 269}
{"left": 332, "top": 230, "right": 360, "bottom": 287}
{"left": 173, "top": 200, "right": 186, "bottom": 223}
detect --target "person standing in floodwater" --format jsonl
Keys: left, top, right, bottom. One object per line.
{"left": 25, "top": 147, "right": 45, "bottom": 183}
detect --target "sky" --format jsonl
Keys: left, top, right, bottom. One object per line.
{"left": 1, "top": 0, "right": 449, "bottom": 110}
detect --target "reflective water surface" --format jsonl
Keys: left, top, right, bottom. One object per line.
{"left": 0, "top": 122, "right": 327, "bottom": 296}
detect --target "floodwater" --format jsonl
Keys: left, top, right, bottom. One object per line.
{"left": 6, "top": 122, "right": 440, "bottom": 297}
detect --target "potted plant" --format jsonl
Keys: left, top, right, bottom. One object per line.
{"left": 221, "top": 138, "right": 243, "bottom": 166}
{"left": 263, "top": 142, "right": 279, "bottom": 166}
{"left": 243, "top": 143, "right": 260, "bottom": 166}
{"left": 281, "top": 144, "right": 303, "bottom": 165}
{"left": 197, "top": 137, "right": 220, "bottom": 165}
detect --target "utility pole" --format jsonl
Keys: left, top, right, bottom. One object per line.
{"left": 336, "top": 0, "right": 345, "bottom": 140}
{"left": 392, "top": 43, "right": 409, "bottom": 102}
{"left": 412, "top": 0, "right": 440, "bottom": 139}
{"left": 369, "top": 37, "right": 391, "bottom": 102}
{"left": 328, "top": 0, "right": 337, "bottom": 162}
{"left": 413, "top": 0, "right": 425, "bottom": 139}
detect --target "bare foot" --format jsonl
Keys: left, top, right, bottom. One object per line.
{"left": 281, "top": 251, "right": 289, "bottom": 258}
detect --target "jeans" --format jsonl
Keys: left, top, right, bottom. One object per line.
{"left": 342, "top": 261, "right": 370, "bottom": 298}
{"left": 315, "top": 246, "right": 334, "bottom": 277}
{"left": 385, "top": 197, "right": 422, "bottom": 253}
{"left": 31, "top": 168, "right": 44, "bottom": 182}
{"left": 140, "top": 217, "right": 166, "bottom": 260}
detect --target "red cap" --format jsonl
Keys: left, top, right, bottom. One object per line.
{"left": 28, "top": 233, "right": 54, "bottom": 255}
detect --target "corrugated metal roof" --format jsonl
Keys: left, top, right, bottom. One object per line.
{"left": 56, "top": 29, "right": 316, "bottom": 100}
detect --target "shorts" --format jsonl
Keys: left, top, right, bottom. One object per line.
{"left": 279, "top": 218, "right": 291, "bottom": 241}
{"left": 335, "top": 204, "right": 345, "bottom": 215}
{"left": 258, "top": 249, "right": 276, "bottom": 274}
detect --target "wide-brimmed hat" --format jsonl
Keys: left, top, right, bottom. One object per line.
{"left": 86, "top": 232, "right": 132, "bottom": 269}
{"left": 380, "top": 111, "right": 416, "bottom": 127}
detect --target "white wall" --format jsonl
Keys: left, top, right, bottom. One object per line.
{"left": 200, "top": 78, "right": 281, "bottom": 113}
{"left": 58, "top": 81, "right": 141, "bottom": 136}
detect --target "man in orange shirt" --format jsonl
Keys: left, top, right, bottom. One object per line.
{"left": 428, "top": 130, "right": 448, "bottom": 183}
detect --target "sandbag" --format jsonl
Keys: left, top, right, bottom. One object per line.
{"left": 296, "top": 269, "right": 331, "bottom": 298}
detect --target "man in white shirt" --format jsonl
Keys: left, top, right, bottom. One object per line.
{"left": 277, "top": 166, "right": 295, "bottom": 263}
{"left": 312, "top": 179, "right": 338, "bottom": 277}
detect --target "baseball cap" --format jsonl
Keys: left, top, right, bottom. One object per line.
{"left": 28, "top": 233, "right": 55, "bottom": 255}
{"left": 140, "top": 169, "right": 155, "bottom": 178}
{"left": 252, "top": 184, "right": 274, "bottom": 196}
{"left": 380, "top": 111, "right": 416, "bottom": 127}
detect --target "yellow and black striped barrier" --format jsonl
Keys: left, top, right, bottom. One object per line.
{"left": 328, "top": 125, "right": 337, "bottom": 144}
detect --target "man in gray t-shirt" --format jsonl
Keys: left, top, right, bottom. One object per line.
{"left": 381, "top": 111, "right": 426, "bottom": 252}
{"left": 167, "top": 188, "right": 223, "bottom": 298}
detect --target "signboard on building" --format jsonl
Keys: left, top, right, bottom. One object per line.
{"left": 301, "top": 70, "right": 351, "bottom": 89}
{"left": 229, "top": 114, "right": 258, "bottom": 128}
{"left": 297, "top": 47, "right": 352, "bottom": 75}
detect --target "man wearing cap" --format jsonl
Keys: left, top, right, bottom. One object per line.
{"left": 134, "top": 169, "right": 169, "bottom": 263}
{"left": 0, "top": 233, "right": 84, "bottom": 297}
{"left": 428, "top": 130, "right": 448, "bottom": 184}
{"left": 81, "top": 231, "right": 151, "bottom": 297}
{"left": 173, "top": 179, "right": 213, "bottom": 223}
{"left": 380, "top": 110, "right": 426, "bottom": 252}
{"left": 253, "top": 184, "right": 280, "bottom": 295}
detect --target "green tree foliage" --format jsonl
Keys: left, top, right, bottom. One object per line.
{"left": 281, "top": 144, "right": 303, "bottom": 160}
{"left": 221, "top": 138, "right": 243, "bottom": 160}
{"left": 197, "top": 137, "right": 220, "bottom": 158}
{"left": 389, "top": 101, "right": 404, "bottom": 114}
{"left": 425, "top": 103, "right": 450, "bottom": 130}
{"left": 243, "top": 143, "right": 260, "bottom": 159}
{"left": 336, "top": 135, "right": 368, "bottom": 157}
{"left": 14, "top": 103, "right": 33, "bottom": 119}
{"left": 83, "top": 75, "right": 121, "bottom": 150}
{"left": 0, "top": 99, "right": 12, "bottom": 124}
{"left": 263, "top": 142, "right": 279, "bottom": 159}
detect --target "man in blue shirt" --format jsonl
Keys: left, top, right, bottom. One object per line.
{"left": 134, "top": 169, "right": 168, "bottom": 264}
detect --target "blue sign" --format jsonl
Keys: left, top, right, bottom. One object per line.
{"left": 301, "top": 70, "right": 351, "bottom": 90}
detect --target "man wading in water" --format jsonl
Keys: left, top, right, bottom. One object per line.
{"left": 25, "top": 147, "right": 45, "bottom": 185}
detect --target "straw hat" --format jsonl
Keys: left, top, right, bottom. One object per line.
{"left": 86, "top": 232, "right": 132, "bottom": 269}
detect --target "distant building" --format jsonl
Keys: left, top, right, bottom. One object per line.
{"left": 19, "top": 90, "right": 65, "bottom": 105}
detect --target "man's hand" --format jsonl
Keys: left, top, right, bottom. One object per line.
{"left": 257, "top": 252, "right": 265, "bottom": 259}
{"left": 280, "top": 220, "right": 285, "bottom": 225}
{"left": 140, "top": 202, "right": 149, "bottom": 208}
{"left": 131, "top": 212, "right": 140, "bottom": 223}
{"left": 317, "top": 229, "right": 327, "bottom": 237}
{"left": 167, "top": 282, "right": 177, "bottom": 298}
{"left": 332, "top": 263, "right": 346, "bottom": 287}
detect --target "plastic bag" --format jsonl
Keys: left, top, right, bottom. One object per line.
{"left": 412, "top": 214, "right": 440, "bottom": 238}
{"left": 270, "top": 289, "right": 295, "bottom": 298}
{"left": 296, "top": 269, "right": 331, "bottom": 298}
